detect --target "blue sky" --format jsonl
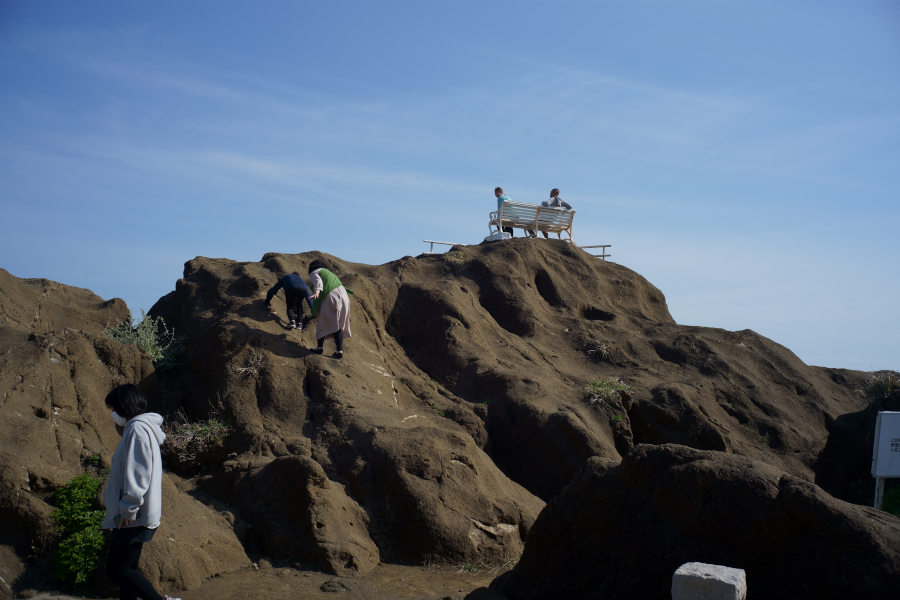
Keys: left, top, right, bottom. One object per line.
{"left": 1, "top": 0, "right": 898, "bottom": 370}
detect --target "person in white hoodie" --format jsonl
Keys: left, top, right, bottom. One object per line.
{"left": 102, "top": 384, "right": 180, "bottom": 600}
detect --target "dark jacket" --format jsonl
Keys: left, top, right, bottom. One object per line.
{"left": 541, "top": 196, "right": 572, "bottom": 210}
{"left": 266, "top": 274, "right": 313, "bottom": 308}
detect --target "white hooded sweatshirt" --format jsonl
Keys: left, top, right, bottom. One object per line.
{"left": 102, "top": 413, "right": 166, "bottom": 530}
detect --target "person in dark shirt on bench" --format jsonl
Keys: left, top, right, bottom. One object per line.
{"left": 265, "top": 272, "right": 313, "bottom": 330}
{"left": 540, "top": 188, "right": 573, "bottom": 238}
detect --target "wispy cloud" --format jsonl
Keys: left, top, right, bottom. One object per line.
{"left": 2, "top": 19, "right": 898, "bottom": 369}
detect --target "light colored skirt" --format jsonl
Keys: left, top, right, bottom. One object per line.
{"left": 316, "top": 287, "right": 352, "bottom": 340}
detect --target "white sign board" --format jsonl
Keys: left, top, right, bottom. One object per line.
{"left": 872, "top": 412, "right": 900, "bottom": 478}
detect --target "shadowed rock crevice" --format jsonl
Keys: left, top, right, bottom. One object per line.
{"left": 482, "top": 445, "right": 900, "bottom": 600}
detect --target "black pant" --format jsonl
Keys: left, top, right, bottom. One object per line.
{"left": 502, "top": 226, "right": 514, "bottom": 236}
{"left": 106, "top": 540, "right": 165, "bottom": 600}
{"left": 317, "top": 331, "right": 344, "bottom": 352}
{"left": 285, "top": 291, "right": 305, "bottom": 324}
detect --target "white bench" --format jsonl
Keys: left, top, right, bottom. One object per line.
{"left": 489, "top": 201, "right": 576, "bottom": 243}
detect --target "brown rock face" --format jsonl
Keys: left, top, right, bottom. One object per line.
{"left": 0, "top": 268, "right": 130, "bottom": 335}
{"left": 150, "top": 249, "right": 547, "bottom": 575}
{"left": 488, "top": 444, "right": 900, "bottom": 600}
{"left": 148, "top": 239, "right": 866, "bottom": 580}
{"left": 135, "top": 475, "right": 250, "bottom": 591}
{"left": 2, "top": 238, "right": 881, "bottom": 596}
{"left": 0, "top": 273, "right": 249, "bottom": 594}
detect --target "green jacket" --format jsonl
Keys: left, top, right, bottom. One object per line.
{"left": 311, "top": 269, "right": 354, "bottom": 316}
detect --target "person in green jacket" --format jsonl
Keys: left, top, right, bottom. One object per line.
{"left": 307, "top": 259, "right": 353, "bottom": 359}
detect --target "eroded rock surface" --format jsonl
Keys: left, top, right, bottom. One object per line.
{"left": 0, "top": 268, "right": 129, "bottom": 335}
{"left": 485, "top": 444, "right": 900, "bottom": 600}
{"left": 0, "top": 273, "right": 249, "bottom": 594}
{"left": 1, "top": 239, "right": 881, "bottom": 597}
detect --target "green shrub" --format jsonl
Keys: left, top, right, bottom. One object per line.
{"left": 585, "top": 376, "right": 633, "bottom": 405}
{"left": 884, "top": 486, "right": 900, "bottom": 517}
{"left": 102, "top": 309, "right": 183, "bottom": 372}
{"left": 52, "top": 475, "right": 105, "bottom": 584}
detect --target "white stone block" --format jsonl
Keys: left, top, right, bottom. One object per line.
{"left": 672, "top": 562, "right": 747, "bottom": 600}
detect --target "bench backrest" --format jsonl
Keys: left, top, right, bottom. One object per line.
{"left": 499, "top": 201, "right": 575, "bottom": 231}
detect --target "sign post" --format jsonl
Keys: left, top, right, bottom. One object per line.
{"left": 871, "top": 411, "right": 900, "bottom": 510}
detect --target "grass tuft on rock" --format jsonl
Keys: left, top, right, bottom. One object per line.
{"left": 585, "top": 339, "right": 611, "bottom": 363}
{"left": 442, "top": 251, "right": 470, "bottom": 269}
{"left": 859, "top": 370, "right": 900, "bottom": 407}
{"left": 163, "top": 406, "right": 234, "bottom": 465}
{"left": 585, "top": 376, "right": 632, "bottom": 405}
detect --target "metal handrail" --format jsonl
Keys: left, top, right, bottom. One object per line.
{"left": 423, "top": 240, "right": 462, "bottom": 254}
{"left": 581, "top": 245, "right": 612, "bottom": 260}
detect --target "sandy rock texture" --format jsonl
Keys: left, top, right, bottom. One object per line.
{"left": 150, "top": 247, "right": 548, "bottom": 575}
{"left": 0, "top": 268, "right": 129, "bottom": 335}
{"left": 149, "top": 239, "right": 866, "bottom": 578}
{"left": 0, "top": 272, "right": 249, "bottom": 596}
{"left": 482, "top": 444, "right": 900, "bottom": 600}
{"left": 2, "top": 238, "right": 887, "bottom": 598}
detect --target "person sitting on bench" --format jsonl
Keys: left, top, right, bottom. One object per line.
{"left": 540, "top": 189, "right": 572, "bottom": 238}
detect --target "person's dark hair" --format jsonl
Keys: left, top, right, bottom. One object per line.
{"left": 494, "top": 187, "right": 503, "bottom": 194}
{"left": 104, "top": 384, "right": 148, "bottom": 419}
{"left": 307, "top": 259, "right": 328, "bottom": 274}
{"left": 551, "top": 188, "right": 560, "bottom": 197}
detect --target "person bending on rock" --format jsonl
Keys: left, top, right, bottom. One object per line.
{"left": 540, "top": 188, "right": 573, "bottom": 239}
{"left": 103, "top": 384, "right": 181, "bottom": 600}
{"left": 307, "top": 259, "right": 353, "bottom": 359}
{"left": 265, "top": 271, "right": 313, "bottom": 330}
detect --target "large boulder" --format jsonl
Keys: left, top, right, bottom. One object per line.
{"left": 483, "top": 444, "right": 900, "bottom": 600}
{"left": 150, "top": 251, "right": 546, "bottom": 575}
{"left": 134, "top": 475, "right": 250, "bottom": 591}
{"left": 376, "top": 241, "right": 866, "bottom": 499}
{"left": 0, "top": 272, "right": 249, "bottom": 594}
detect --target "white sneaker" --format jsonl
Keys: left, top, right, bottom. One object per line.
{"left": 288, "top": 321, "right": 296, "bottom": 329}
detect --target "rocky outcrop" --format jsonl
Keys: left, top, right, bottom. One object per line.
{"left": 0, "top": 268, "right": 129, "bottom": 335}
{"left": 1, "top": 238, "right": 880, "bottom": 597}
{"left": 150, "top": 250, "right": 546, "bottom": 575}
{"left": 0, "top": 273, "right": 249, "bottom": 595}
{"left": 480, "top": 444, "right": 900, "bottom": 600}
{"left": 148, "top": 239, "right": 866, "bottom": 577}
